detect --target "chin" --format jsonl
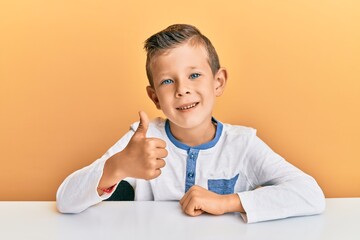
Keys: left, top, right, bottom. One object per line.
{"left": 170, "top": 117, "right": 208, "bottom": 129}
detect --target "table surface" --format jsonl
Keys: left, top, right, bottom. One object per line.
{"left": 0, "top": 198, "right": 359, "bottom": 240}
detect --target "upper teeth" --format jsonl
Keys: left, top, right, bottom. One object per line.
{"left": 178, "top": 103, "right": 197, "bottom": 110}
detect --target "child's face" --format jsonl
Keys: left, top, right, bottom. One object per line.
{"left": 146, "top": 42, "right": 227, "bottom": 130}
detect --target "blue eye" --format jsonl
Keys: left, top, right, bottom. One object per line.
{"left": 189, "top": 73, "right": 201, "bottom": 79}
{"left": 161, "top": 79, "right": 174, "bottom": 85}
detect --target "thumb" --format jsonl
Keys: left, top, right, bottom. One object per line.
{"left": 135, "top": 111, "right": 149, "bottom": 137}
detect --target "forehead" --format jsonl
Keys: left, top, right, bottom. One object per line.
{"left": 150, "top": 42, "right": 210, "bottom": 77}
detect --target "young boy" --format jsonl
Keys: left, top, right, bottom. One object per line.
{"left": 56, "top": 24, "right": 325, "bottom": 223}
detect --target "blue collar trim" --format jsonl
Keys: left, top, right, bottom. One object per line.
{"left": 165, "top": 117, "right": 223, "bottom": 150}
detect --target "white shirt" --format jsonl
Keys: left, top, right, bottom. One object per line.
{"left": 56, "top": 118, "right": 325, "bottom": 223}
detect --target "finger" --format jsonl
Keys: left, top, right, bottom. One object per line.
{"left": 148, "top": 138, "right": 166, "bottom": 148}
{"left": 153, "top": 168, "right": 162, "bottom": 178}
{"left": 183, "top": 196, "right": 204, "bottom": 217}
{"left": 179, "top": 185, "right": 195, "bottom": 206}
{"left": 179, "top": 189, "right": 191, "bottom": 206}
{"left": 155, "top": 158, "right": 166, "bottom": 169}
{"left": 183, "top": 195, "right": 196, "bottom": 214}
{"left": 135, "top": 111, "right": 149, "bottom": 138}
{"left": 155, "top": 148, "right": 168, "bottom": 159}
{"left": 192, "top": 209, "right": 205, "bottom": 217}
{"left": 180, "top": 185, "right": 202, "bottom": 209}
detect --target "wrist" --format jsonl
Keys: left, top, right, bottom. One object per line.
{"left": 97, "top": 184, "right": 116, "bottom": 194}
{"left": 101, "top": 152, "right": 128, "bottom": 185}
{"left": 222, "top": 193, "right": 245, "bottom": 214}
{"left": 111, "top": 151, "right": 129, "bottom": 180}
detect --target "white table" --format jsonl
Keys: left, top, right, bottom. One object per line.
{"left": 0, "top": 198, "right": 359, "bottom": 240}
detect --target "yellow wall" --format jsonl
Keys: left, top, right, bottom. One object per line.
{"left": 1, "top": 0, "right": 359, "bottom": 200}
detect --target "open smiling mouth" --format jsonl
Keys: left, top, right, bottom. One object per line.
{"left": 176, "top": 102, "right": 199, "bottom": 110}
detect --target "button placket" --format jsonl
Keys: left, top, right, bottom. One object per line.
{"left": 185, "top": 148, "right": 199, "bottom": 192}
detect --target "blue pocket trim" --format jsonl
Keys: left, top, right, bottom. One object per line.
{"left": 208, "top": 174, "right": 239, "bottom": 195}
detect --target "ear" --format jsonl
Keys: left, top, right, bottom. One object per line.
{"left": 214, "top": 68, "right": 228, "bottom": 97}
{"left": 146, "top": 86, "right": 161, "bottom": 109}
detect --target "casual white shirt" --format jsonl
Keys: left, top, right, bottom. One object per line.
{"left": 56, "top": 118, "right": 325, "bottom": 223}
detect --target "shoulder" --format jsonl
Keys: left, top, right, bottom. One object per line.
{"left": 221, "top": 122, "right": 257, "bottom": 137}
{"left": 221, "top": 123, "right": 276, "bottom": 154}
{"left": 218, "top": 122, "right": 258, "bottom": 148}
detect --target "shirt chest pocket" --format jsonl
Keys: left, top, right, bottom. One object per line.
{"left": 207, "top": 174, "right": 239, "bottom": 195}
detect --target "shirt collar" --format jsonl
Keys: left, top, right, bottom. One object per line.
{"left": 165, "top": 117, "right": 223, "bottom": 150}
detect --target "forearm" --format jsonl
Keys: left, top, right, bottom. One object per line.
{"left": 56, "top": 158, "right": 106, "bottom": 213}
{"left": 97, "top": 151, "right": 128, "bottom": 195}
{"left": 238, "top": 177, "right": 325, "bottom": 223}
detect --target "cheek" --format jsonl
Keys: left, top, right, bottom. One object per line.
{"left": 202, "top": 85, "right": 217, "bottom": 97}
{"left": 156, "top": 92, "right": 172, "bottom": 107}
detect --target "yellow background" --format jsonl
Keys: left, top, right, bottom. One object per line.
{"left": 1, "top": 0, "right": 359, "bottom": 200}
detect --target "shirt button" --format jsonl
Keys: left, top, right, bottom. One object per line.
{"left": 187, "top": 172, "right": 194, "bottom": 178}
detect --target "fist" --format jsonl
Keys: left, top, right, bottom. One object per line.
{"left": 179, "top": 185, "right": 226, "bottom": 216}
{"left": 121, "top": 111, "right": 167, "bottom": 180}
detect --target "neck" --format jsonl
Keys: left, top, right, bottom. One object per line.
{"left": 169, "top": 119, "right": 216, "bottom": 147}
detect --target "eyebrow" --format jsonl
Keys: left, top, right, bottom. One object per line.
{"left": 158, "top": 66, "right": 200, "bottom": 76}
{"left": 187, "top": 66, "right": 200, "bottom": 70}
{"left": 154, "top": 65, "right": 205, "bottom": 84}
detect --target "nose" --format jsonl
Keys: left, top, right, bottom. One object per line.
{"left": 176, "top": 90, "right": 191, "bottom": 97}
{"left": 175, "top": 82, "right": 191, "bottom": 97}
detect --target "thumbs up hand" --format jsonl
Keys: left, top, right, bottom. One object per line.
{"left": 120, "top": 111, "right": 167, "bottom": 180}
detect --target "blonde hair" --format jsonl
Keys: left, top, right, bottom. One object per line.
{"left": 144, "top": 24, "right": 220, "bottom": 86}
